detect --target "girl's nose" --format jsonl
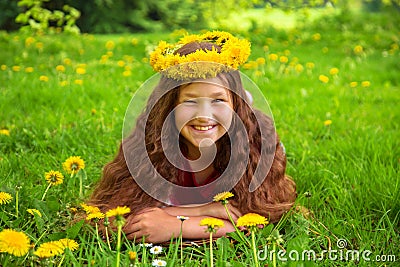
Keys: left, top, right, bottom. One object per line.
{"left": 195, "top": 100, "right": 213, "bottom": 119}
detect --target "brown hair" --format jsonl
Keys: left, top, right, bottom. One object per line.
{"left": 88, "top": 42, "right": 296, "bottom": 223}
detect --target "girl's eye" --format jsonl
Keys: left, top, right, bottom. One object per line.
{"left": 212, "top": 99, "right": 225, "bottom": 103}
{"left": 183, "top": 99, "right": 196, "bottom": 103}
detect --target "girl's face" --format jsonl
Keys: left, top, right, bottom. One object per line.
{"left": 175, "top": 78, "right": 233, "bottom": 155}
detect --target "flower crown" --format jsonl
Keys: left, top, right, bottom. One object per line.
{"left": 149, "top": 31, "right": 251, "bottom": 80}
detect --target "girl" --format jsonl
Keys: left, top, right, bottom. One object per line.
{"left": 87, "top": 31, "right": 297, "bottom": 243}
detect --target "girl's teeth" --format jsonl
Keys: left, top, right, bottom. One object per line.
{"left": 194, "top": 125, "right": 213, "bottom": 131}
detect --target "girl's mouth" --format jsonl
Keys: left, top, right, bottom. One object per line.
{"left": 191, "top": 125, "right": 216, "bottom": 131}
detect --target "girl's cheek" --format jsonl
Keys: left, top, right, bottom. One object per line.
{"left": 174, "top": 106, "right": 197, "bottom": 130}
{"left": 213, "top": 105, "right": 233, "bottom": 130}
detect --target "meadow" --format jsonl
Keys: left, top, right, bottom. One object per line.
{"left": 0, "top": 8, "right": 399, "bottom": 267}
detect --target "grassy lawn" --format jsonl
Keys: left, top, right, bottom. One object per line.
{"left": 0, "top": 8, "right": 399, "bottom": 267}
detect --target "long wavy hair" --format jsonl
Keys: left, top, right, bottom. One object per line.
{"left": 88, "top": 42, "right": 297, "bottom": 222}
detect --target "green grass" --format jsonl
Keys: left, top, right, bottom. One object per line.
{"left": 0, "top": 9, "right": 399, "bottom": 267}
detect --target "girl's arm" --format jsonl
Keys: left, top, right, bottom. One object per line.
{"left": 123, "top": 207, "right": 235, "bottom": 243}
{"left": 163, "top": 202, "right": 242, "bottom": 221}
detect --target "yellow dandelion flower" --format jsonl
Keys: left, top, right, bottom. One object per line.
{"left": 213, "top": 191, "right": 234, "bottom": 202}
{"left": 59, "top": 81, "right": 69, "bottom": 87}
{"left": 236, "top": 213, "right": 268, "bottom": 228}
{"left": 86, "top": 212, "right": 105, "bottom": 221}
{"left": 131, "top": 38, "right": 138, "bottom": 45}
{"left": 350, "top": 81, "right": 358, "bottom": 87}
{"left": 105, "top": 40, "right": 115, "bottom": 50}
{"left": 63, "top": 58, "right": 72, "bottom": 65}
{"left": 306, "top": 62, "right": 315, "bottom": 69}
{"left": 279, "top": 56, "right": 288, "bottom": 64}
{"left": 107, "top": 51, "right": 113, "bottom": 57}
{"left": 25, "top": 67, "right": 34, "bottom": 73}
{"left": 39, "top": 75, "right": 49, "bottom": 82}
{"left": 70, "top": 207, "right": 78, "bottom": 213}
{"left": 100, "top": 55, "right": 108, "bottom": 63}
{"left": 124, "top": 55, "right": 134, "bottom": 63}
{"left": 324, "top": 120, "right": 332, "bottom": 126}
{"left": 12, "top": 66, "right": 21, "bottom": 72}
{"left": 128, "top": 251, "right": 137, "bottom": 260}
{"left": 27, "top": 208, "right": 42, "bottom": 217}
{"left": 63, "top": 156, "right": 85, "bottom": 174}
{"left": 268, "top": 53, "right": 278, "bottom": 61}
{"left": 0, "top": 192, "right": 12, "bottom": 205}
{"left": 117, "top": 60, "right": 125, "bottom": 67}
{"left": 123, "top": 70, "right": 131, "bottom": 77}
{"left": 319, "top": 74, "right": 329, "bottom": 83}
{"left": 34, "top": 241, "right": 64, "bottom": 258}
{"left": 295, "top": 64, "right": 304, "bottom": 73}
{"left": 0, "top": 229, "right": 30, "bottom": 257}
{"left": 361, "top": 81, "right": 371, "bottom": 87}
{"left": 76, "top": 67, "right": 86, "bottom": 75}
{"left": 105, "top": 206, "right": 131, "bottom": 218}
{"left": 199, "top": 218, "right": 225, "bottom": 229}
{"left": 329, "top": 68, "right": 339, "bottom": 75}
{"left": 0, "top": 129, "right": 10, "bottom": 136}
{"left": 81, "top": 203, "right": 96, "bottom": 213}
{"left": 25, "top": 36, "right": 35, "bottom": 47}
{"left": 312, "top": 33, "right": 321, "bottom": 41}
{"left": 45, "top": 170, "right": 64, "bottom": 186}
{"left": 354, "top": 45, "right": 363, "bottom": 55}
{"left": 266, "top": 38, "right": 273, "bottom": 45}
{"left": 36, "top": 42, "right": 44, "bottom": 49}
{"left": 256, "top": 57, "right": 266, "bottom": 65}
{"left": 56, "top": 65, "right": 66, "bottom": 72}
{"left": 179, "top": 34, "right": 202, "bottom": 44}
{"left": 74, "top": 79, "right": 83, "bottom": 85}
{"left": 1, "top": 64, "right": 6, "bottom": 70}
{"left": 81, "top": 203, "right": 105, "bottom": 220}
{"left": 57, "top": 238, "right": 79, "bottom": 251}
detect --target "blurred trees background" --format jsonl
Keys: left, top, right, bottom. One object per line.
{"left": 0, "top": 0, "right": 399, "bottom": 33}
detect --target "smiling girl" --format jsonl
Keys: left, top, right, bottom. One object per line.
{"left": 87, "top": 32, "right": 297, "bottom": 243}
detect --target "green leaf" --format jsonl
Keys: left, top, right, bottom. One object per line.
{"left": 66, "top": 219, "right": 84, "bottom": 239}
{"left": 33, "top": 212, "right": 45, "bottom": 233}
{"left": 0, "top": 211, "right": 10, "bottom": 226}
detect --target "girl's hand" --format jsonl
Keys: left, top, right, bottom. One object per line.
{"left": 124, "top": 207, "right": 180, "bottom": 243}
{"left": 163, "top": 202, "right": 242, "bottom": 222}
{"left": 200, "top": 202, "right": 242, "bottom": 221}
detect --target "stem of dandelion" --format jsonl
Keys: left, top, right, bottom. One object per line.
{"left": 58, "top": 253, "right": 66, "bottom": 267}
{"left": 209, "top": 231, "right": 214, "bottom": 267}
{"left": 41, "top": 183, "right": 51, "bottom": 201}
{"left": 251, "top": 231, "right": 259, "bottom": 267}
{"left": 272, "top": 242, "right": 277, "bottom": 267}
{"left": 180, "top": 221, "right": 183, "bottom": 266}
{"left": 15, "top": 190, "right": 19, "bottom": 218}
{"left": 223, "top": 203, "right": 248, "bottom": 245}
{"left": 105, "top": 226, "right": 111, "bottom": 250}
{"left": 95, "top": 222, "right": 104, "bottom": 252}
{"left": 115, "top": 224, "right": 122, "bottom": 267}
{"left": 78, "top": 172, "right": 83, "bottom": 198}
